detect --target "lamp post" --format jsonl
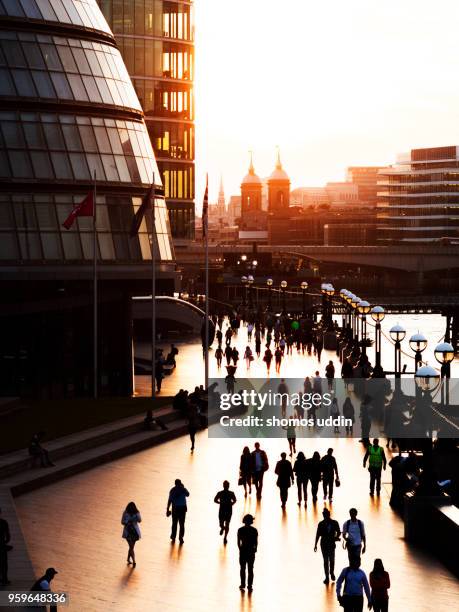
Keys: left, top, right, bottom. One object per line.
{"left": 281, "top": 280, "right": 287, "bottom": 315}
{"left": 371, "top": 305, "right": 385, "bottom": 376}
{"left": 241, "top": 275, "right": 247, "bottom": 309}
{"left": 409, "top": 332, "right": 428, "bottom": 372}
{"left": 389, "top": 323, "right": 406, "bottom": 379}
{"left": 415, "top": 363, "right": 440, "bottom": 482}
{"left": 326, "top": 284, "right": 335, "bottom": 329}
{"left": 357, "top": 300, "right": 371, "bottom": 360}
{"left": 301, "top": 281, "right": 308, "bottom": 316}
{"left": 266, "top": 278, "right": 273, "bottom": 311}
{"left": 247, "top": 274, "right": 254, "bottom": 310}
{"left": 434, "top": 341, "right": 455, "bottom": 407}
{"left": 351, "top": 294, "right": 361, "bottom": 343}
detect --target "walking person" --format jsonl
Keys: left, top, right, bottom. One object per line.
{"left": 237, "top": 514, "right": 258, "bottom": 592}
{"left": 277, "top": 378, "right": 289, "bottom": 418}
{"left": 316, "top": 332, "right": 324, "bottom": 362}
{"left": 342, "top": 508, "right": 366, "bottom": 562}
{"left": 239, "top": 446, "right": 252, "bottom": 497}
{"left": 306, "top": 451, "right": 322, "bottom": 503}
{"left": 263, "top": 346, "right": 273, "bottom": 374}
{"left": 285, "top": 418, "right": 296, "bottom": 455}
{"left": 360, "top": 395, "right": 373, "bottom": 446}
{"left": 187, "top": 404, "right": 200, "bottom": 452}
{"left": 244, "top": 346, "right": 253, "bottom": 369}
{"left": 225, "top": 344, "right": 233, "bottom": 366}
{"left": 251, "top": 442, "right": 269, "bottom": 499}
{"left": 363, "top": 438, "right": 387, "bottom": 496}
{"left": 321, "top": 448, "right": 340, "bottom": 502}
{"left": 343, "top": 397, "right": 355, "bottom": 435}
{"left": 275, "top": 452, "right": 294, "bottom": 509}
{"left": 293, "top": 451, "right": 309, "bottom": 507}
{"left": 231, "top": 346, "right": 239, "bottom": 367}
{"left": 370, "top": 559, "right": 390, "bottom": 612}
{"left": 330, "top": 397, "right": 340, "bottom": 434}
{"left": 0, "top": 507, "right": 11, "bottom": 585}
{"left": 121, "top": 502, "right": 141, "bottom": 567}
{"left": 325, "top": 360, "right": 335, "bottom": 391}
{"left": 167, "top": 479, "right": 190, "bottom": 544}
{"left": 314, "top": 508, "right": 341, "bottom": 584}
{"left": 214, "top": 480, "right": 237, "bottom": 545}
{"left": 255, "top": 330, "right": 261, "bottom": 357}
{"left": 336, "top": 557, "right": 372, "bottom": 612}
{"left": 274, "top": 346, "right": 283, "bottom": 373}
{"left": 247, "top": 322, "right": 254, "bottom": 342}
{"left": 215, "top": 346, "right": 223, "bottom": 369}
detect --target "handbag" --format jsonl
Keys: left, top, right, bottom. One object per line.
{"left": 238, "top": 476, "right": 244, "bottom": 486}
{"left": 335, "top": 478, "right": 341, "bottom": 487}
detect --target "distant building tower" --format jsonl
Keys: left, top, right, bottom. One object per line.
{"left": 268, "top": 148, "right": 290, "bottom": 213}
{"left": 216, "top": 177, "right": 226, "bottom": 217}
{"left": 239, "top": 153, "right": 268, "bottom": 239}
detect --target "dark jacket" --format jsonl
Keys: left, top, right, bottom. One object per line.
{"left": 275, "top": 459, "right": 294, "bottom": 488}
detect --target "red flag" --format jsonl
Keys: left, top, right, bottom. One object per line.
{"left": 130, "top": 184, "right": 154, "bottom": 237}
{"left": 62, "top": 192, "right": 94, "bottom": 230}
{"left": 202, "top": 174, "right": 208, "bottom": 239}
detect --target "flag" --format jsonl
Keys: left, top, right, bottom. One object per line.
{"left": 62, "top": 192, "right": 94, "bottom": 230}
{"left": 202, "top": 174, "right": 208, "bottom": 239}
{"left": 130, "top": 184, "right": 154, "bottom": 237}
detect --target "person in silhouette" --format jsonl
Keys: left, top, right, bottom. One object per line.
{"left": 370, "top": 558, "right": 390, "bottom": 612}
{"left": 30, "top": 567, "right": 59, "bottom": 611}
{"left": 28, "top": 432, "right": 55, "bottom": 468}
{"left": 251, "top": 442, "right": 269, "bottom": 499}
{"left": 336, "top": 556, "right": 371, "bottom": 611}
{"left": 263, "top": 346, "right": 273, "bottom": 374}
{"left": 306, "top": 451, "right": 322, "bottom": 503}
{"left": 342, "top": 508, "right": 366, "bottom": 562}
{"left": 121, "top": 501, "right": 141, "bottom": 567}
{"left": 275, "top": 452, "right": 294, "bottom": 509}
{"left": 343, "top": 397, "right": 355, "bottom": 435}
{"left": 293, "top": 451, "right": 309, "bottom": 506}
{"left": 321, "top": 448, "right": 339, "bottom": 502}
{"left": 239, "top": 446, "right": 252, "bottom": 497}
{"left": 314, "top": 508, "right": 341, "bottom": 584}
{"left": 0, "top": 507, "right": 11, "bottom": 586}
{"left": 237, "top": 514, "right": 258, "bottom": 592}
{"left": 167, "top": 479, "right": 189, "bottom": 544}
{"left": 215, "top": 345, "right": 223, "bottom": 369}
{"left": 363, "top": 438, "right": 387, "bottom": 496}
{"left": 214, "top": 480, "right": 237, "bottom": 544}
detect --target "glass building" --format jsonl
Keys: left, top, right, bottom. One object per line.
{"left": 0, "top": 0, "right": 177, "bottom": 397}
{"left": 98, "top": 0, "right": 195, "bottom": 240}
{"left": 377, "top": 146, "right": 459, "bottom": 243}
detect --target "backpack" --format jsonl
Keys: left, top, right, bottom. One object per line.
{"left": 344, "top": 519, "right": 363, "bottom": 545}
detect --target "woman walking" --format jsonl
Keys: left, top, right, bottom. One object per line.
{"left": 343, "top": 397, "right": 355, "bottom": 435}
{"left": 239, "top": 446, "right": 252, "bottom": 497}
{"left": 370, "top": 559, "right": 390, "bottom": 612}
{"left": 330, "top": 397, "right": 340, "bottom": 433}
{"left": 244, "top": 346, "right": 253, "bottom": 369}
{"left": 263, "top": 347, "right": 273, "bottom": 374}
{"left": 121, "top": 502, "right": 141, "bottom": 567}
{"left": 293, "top": 451, "right": 309, "bottom": 507}
{"left": 306, "top": 451, "right": 322, "bottom": 503}
{"left": 215, "top": 346, "right": 223, "bottom": 369}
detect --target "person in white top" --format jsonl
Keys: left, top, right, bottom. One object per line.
{"left": 121, "top": 501, "right": 142, "bottom": 567}
{"left": 342, "top": 508, "right": 366, "bottom": 562}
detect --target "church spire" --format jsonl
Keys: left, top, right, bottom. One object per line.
{"left": 249, "top": 149, "right": 255, "bottom": 174}
{"left": 275, "top": 145, "right": 282, "bottom": 170}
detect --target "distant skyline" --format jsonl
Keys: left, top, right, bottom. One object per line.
{"left": 194, "top": 0, "right": 459, "bottom": 208}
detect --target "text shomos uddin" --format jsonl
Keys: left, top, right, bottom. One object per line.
{"left": 219, "top": 390, "right": 333, "bottom": 411}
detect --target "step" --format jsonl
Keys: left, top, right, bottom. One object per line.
{"left": 5, "top": 418, "right": 189, "bottom": 497}
{"left": 0, "top": 405, "right": 183, "bottom": 480}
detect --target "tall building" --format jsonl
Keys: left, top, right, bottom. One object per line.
{"left": 0, "top": 0, "right": 176, "bottom": 397}
{"left": 377, "top": 146, "right": 459, "bottom": 242}
{"left": 99, "top": 0, "right": 195, "bottom": 240}
{"left": 346, "top": 166, "right": 386, "bottom": 206}
{"left": 267, "top": 149, "right": 290, "bottom": 212}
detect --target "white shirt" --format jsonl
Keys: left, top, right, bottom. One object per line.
{"left": 342, "top": 519, "right": 365, "bottom": 546}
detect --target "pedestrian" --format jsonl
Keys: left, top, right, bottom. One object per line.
{"left": 336, "top": 557, "right": 372, "bottom": 612}
{"left": 313, "top": 371, "right": 322, "bottom": 394}
{"left": 277, "top": 378, "right": 289, "bottom": 418}
{"left": 343, "top": 397, "right": 355, "bottom": 435}
{"left": 244, "top": 346, "right": 253, "bottom": 369}
{"left": 306, "top": 451, "right": 322, "bottom": 503}
{"left": 155, "top": 354, "right": 164, "bottom": 393}
{"left": 314, "top": 508, "right": 341, "bottom": 584}
{"left": 255, "top": 332, "right": 261, "bottom": 357}
{"left": 285, "top": 418, "right": 296, "bottom": 455}
{"left": 247, "top": 322, "right": 254, "bottom": 341}
{"left": 214, "top": 480, "right": 237, "bottom": 544}
{"left": 303, "top": 376, "right": 312, "bottom": 394}
{"left": 321, "top": 448, "right": 340, "bottom": 502}
{"left": 239, "top": 446, "right": 252, "bottom": 497}
{"left": 225, "top": 344, "right": 232, "bottom": 366}
{"left": 231, "top": 346, "right": 239, "bottom": 367}
{"left": 316, "top": 332, "right": 323, "bottom": 362}
{"left": 275, "top": 452, "right": 294, "bottom": 509}
{"left": 216, "top": 328, "right": 223, "bottom": 346}
{"left": 215, "top": 346, "right": 223, "bottom": 369}
{"left": 330, "top": 398, "right": 340, "bottom": 433}
{"left": 274, "top": 346, "right": 283, "bottom": 373}
{"left": 225, "top": 327, "right": 232, "bottom": 345}
{"left": 325, "top": 360, "right": 335, "bottom": 391}
{"left": 370, "top": 558, "right": 390, "bottom": 612}
{"left": 342, "top": 508, "right": 366, "bottom": 562}
{"left": 187, "top": 404, "right": 200, "bottom": 452}
{"left": 341, "top": 357, "right": 354, "bottom": 388}
{"left": 167, "top": 479, "right": 190, "bottom": 544}
{"left": 263, "top": 346, "right": 273, "bottom": 374}
{"left": 251, "top": 442, "right": 269, "bottom": 499}
{"left": 363, "top": 438, "right": 387, "bottom": 496}
{"left": 121, "top": 501, "right": 141, "bottom": 567}
{"left": 237, "top": 514, "right": 258, "bottom": 592}
{"left": 28, "top": 432, "right": 55, "bottom": 468}
{"left": 0, "top": 507, "right": 11, "bottom": 586}
{"left": 30, "top": 568, "right": 59, "bottom": 611}
{"left": 360, "top": 395, "right": 372, "bottom": 446}
{"left": 293, "top": 451, "right": 309, "bottom": 506}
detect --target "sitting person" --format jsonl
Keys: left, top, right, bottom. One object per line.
{"left": 143, "top": 409, "right": 168, "bottom": 432}
{"left": 28, "top": 432, "right": 55, "bottom": 468}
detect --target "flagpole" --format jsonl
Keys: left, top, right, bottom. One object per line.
{"left": 204, "top": 177, "right": 209, "bottom": 390}
{"left": 93, "top": 170, "right": 98, "bottom": 400}
{"left": 151, "top": 175, "right": 156, "bottom": 401}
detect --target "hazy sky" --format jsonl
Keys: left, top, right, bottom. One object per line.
{"left": 194, "top": 0, "right": 459, "bottom": 207}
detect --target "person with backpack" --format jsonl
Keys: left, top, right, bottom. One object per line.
{"left": 336, "top": 556, "right": 372, "bottom": 611}
{"left": 30, "top": 568, "right": 59, "bottom": 612}
{"left": 121, "top": 502, "right": 141, "bottom": 567}
{"left": 370, "top": 558, "right": 390, "bottom": 612}
{"left": 342, "top": 508, "right": 366, "bottom": 562}
{"left": 314, "top": 508, "right": 341, "bottom": 584}
{"left": 363, "top": 438, "right": 387, "bottom": 496}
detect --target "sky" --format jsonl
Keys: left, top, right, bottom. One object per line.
{"left": 194, "top": 0, "right": 459, "bottom": 208}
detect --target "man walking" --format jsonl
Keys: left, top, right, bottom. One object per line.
{"left": 0, "top": 507, "right": 11, "bottom": 586}
{"left": 251, "top": 442, "right": 269, "bottom": 499}
{"left": 275, "top": 452, "right": 294, "bottom": 509}
{"left": 363, "top": 438, "right": 387, "bottom": 496}
{"left": 342, "top": 508, "right": 366, "bottom": 562}
{"left": 314, "top": 508, "right": 341, "bottom": 584}
{"left": 321, "top": 448, "right": 339, "bottom": 502}
{"left": 167, "top": 479, "right": 190, "bottom": 544}
{"left": 237, "top": 514, "right": 258, "bottom": 592}
{"left": 214, "top": 480, "right": 237, "bottom": 545}
{"left": 336, "top": 557, "right": 372, "bottom": 612}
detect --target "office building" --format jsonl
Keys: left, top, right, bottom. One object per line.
{"left": 346, "top": 166, "right": 386, "bottom": 206}
{"left": 99, "top": 0, "right": 195, "bottom": 240}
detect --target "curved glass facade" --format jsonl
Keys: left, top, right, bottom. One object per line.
{"left": 99, "top": 0, "right": 195, "bottom": 239}
{"left": 0, "top": 0, "right": 174, "bottom": 264}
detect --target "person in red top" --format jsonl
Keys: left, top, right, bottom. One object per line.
{"left": 370, "top": 558, "right": 390, "bottom": 612}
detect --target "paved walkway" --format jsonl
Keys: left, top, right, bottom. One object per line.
{"left": 15, "top": 434, "right": 459, "bottom": 612}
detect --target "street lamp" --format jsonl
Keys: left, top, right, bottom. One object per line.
{"left": 351, "top": 295, "right": 361, "bottom": 342}
{"left": 301, "top": 281, "right": 308, "bottom": 316}
{"left": 409, "top": 332, "right": 428, "bottom": 371}
{"left": 241, "top": 275, "right": 248, "bottom": 309}
{"left": 434, "top": 341, "right": 455, "bottom": 406}
{"left": 415, "top": 364, "right": 440, "bottom": 392}
{"left": 281, "top": 280, "right": 287, "bottom": 315}
{"left": 371, "top": 306, "right": 385, "bottom": 375}
{"left": 390, "top": 323, "right": 406, "bottom": 378}
{"left": 357, "top": 300, "right": 371, "bottom": 361}
{"left": 266, "top": 278, "right": 273, "bottom": 311}
{"left": 247, "top": 274, "right": 254, "bottom": 309}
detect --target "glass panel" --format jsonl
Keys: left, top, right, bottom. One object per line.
{"left": 35, "top": 202, "right": 57, "bottom": 229}
{"left": 93, "top": 126, "right": 110, "bottom": 153}
{"left": 94, "top": 76, "right": 112, "bottom": 104}
{"left": 68, "top": 74, "right": 88, "bottom": 100}
{"left": 82, "top": 75, "right": 102, "bottom": 102}
{"left": 0, "top": 199, "right": 15, "bottom": 228}
{"left": 41, "top": 44, "right": 62, "bottom": 70}
{"left": 11, "top": 69, "right": 37, "bottom": 96}
{"left": 43, "top": 123, "right": 64, "bottom": 149}
{"left": 0, "top": 150, "right": 11, "bottom": 177}
{"left": 18, "top": 0, "right": 42, "bottom": 19}
{"left": 69, "top": 152, "right": 90, "bottom": 179}
{"left": 0, "top": 233, "right": 18, "bottom": 259}
{"left": 98, "top": 233, "right": 115, "bottom": 260}
{"left": 101, "top": 154, "right": 119, "bottom": 181}
{"left": 86, "top": 153, "right": 106, "bottom": 181}
{"left": 41, "top": 232, "right": 62, "bottom": 259}
{"left": 62, "top": 232, "right": 82, "bottom": 258}
{"left": 56, "top": 45, "right": 77, "bottom": 72}
{"left": 31, "top": 70, "right": 56, "bottom": 98}
{"left": 22, "top": 42, "right": 46, "bottom": 69}
{"left": 8, "top": 150, "right": 32, "bottom": 178}
{"left": 18, "top": 232, "right": 42, "bottom": 259}
{"left": 50, "top": 72, "right": 73, "bottom": 98}
{"left": 50, "top": 151, "right": 73, "bottom": 179}
{"left": 61, "top": 124, "right": 82, "bottom": 151}
{"left": 1, "top": 41, "right": 27, "bottom": 67}
{"left": 30, "top": 151, "right": 54, "bottom": 178}
{"left": 71, "top": 47, "right": 91, "bottom": 74}
{"left": 114, "top": 155, "right": 130, "bottom": 182}
{"left": 0, "top": 68, "right": 15, "bottom": 95}
{"left": 113, "top": 233, "right": 129, "bottom": 259}
{"left": 78, "top": 124, "right": 97, "bottom": 151}
{"left": 1, "top": 121, "right": 25, "bottom": 147}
